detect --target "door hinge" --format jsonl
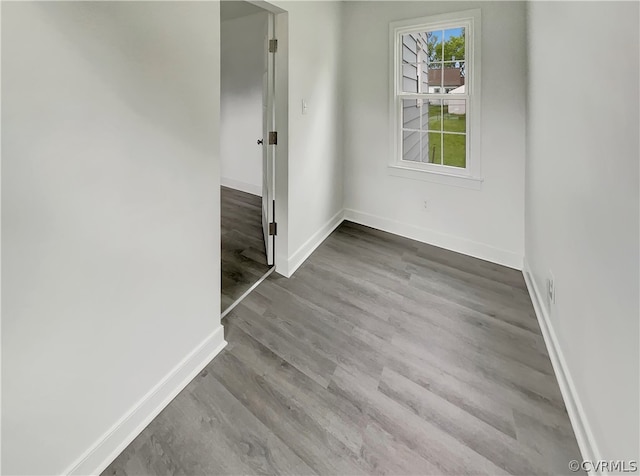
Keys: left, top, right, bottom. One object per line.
{"left": 269, "top": 222, "right": 278, "bottom": 236}
{"left": 268, "top": 39, "right": 278, "bottom": 53}
{"left": 268, "top": 131, "right": 278, "bottom": 145}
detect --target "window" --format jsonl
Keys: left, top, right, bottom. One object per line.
{"left": 389, "top": 10, "right": 482, "bottom": 187}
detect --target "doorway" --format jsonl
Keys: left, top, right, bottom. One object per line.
{"left": 220, "top": 0, "right": 277, "bottom": 314}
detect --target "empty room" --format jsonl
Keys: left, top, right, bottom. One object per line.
{"left": 1, "top": 1, "right": 638, "bottom": 476}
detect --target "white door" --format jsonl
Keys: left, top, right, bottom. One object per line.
{"left": 262, "top": 13, "right": 276, "bottom": 266}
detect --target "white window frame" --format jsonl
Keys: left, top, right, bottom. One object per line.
{"left": 388, "top": 9, "right": 483, "bottom": 189}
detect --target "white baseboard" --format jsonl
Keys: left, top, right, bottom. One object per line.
{"left": 343, "top": 208, "right": 523, "bottom": 270}
{"left": 284, "top": 209, "right": 344, "bottom": 278}
{"left": 64, "top": 326, "right": 227, "bottom": 476}
{"left": 522, "top": 260, "right": 601, "bottom": 474}
{"left": 221, "top": 177, "right": 262, "bottom": 197}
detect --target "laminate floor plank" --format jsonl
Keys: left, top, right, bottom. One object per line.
{"left": 512, "top": 410, "right": 584, "bottom": 476}
{"left": 391, "top": 330, "right": 566, "bottom": 411}
{"left": 104, "top": 221, "right": 583, "bottom": 476}
{"left": 404, "top": 229, "right": 528, "bottom": 290}
{"left": 225, "top": 325, "right": 367, "bottom": 455}
{"left": 377, "top": 367, "right": 542, "bottom": 476}
{"left": 104, "top": 371, "right": 307, "bottom": 476}
{"left": 221, "top": 186, "right": 271, "bottom": 313}
{"left": 381, "top": 342, "right": 520, "bottom": 439}
{"left": 269, "top": 271, "right": 398, "bottom": 342}
{"left": 389, "top": 307, "right": 556, "bottom": 378}
{"left": 209, "top": 351, "right": 366, "bottom": 475}
{"left": 255, "top": 278, "right": 358, "bottom": 338}
{"left": 409, "top": 271, "right": 540, "bottom": 334}
{"left": 230, "top": 303, "right": 337, "bottom": 388}
{"left": 310, "top": 251, "right": 547, "bottom": 371}
{"left": 328, "top": 365, "right": 510, "bottom": 476}
{"left": 255, "top": 284, "right": 384, "bottom": 379}
{"left": 359, "top": 420, "right": 442, "bottom": 476}
{"left": 402, "top": 251, "right": 532, "bottom": 303}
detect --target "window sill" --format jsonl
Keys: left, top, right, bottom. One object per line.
{"left": 387, "top": 164, "right": 484, "bottom": 190}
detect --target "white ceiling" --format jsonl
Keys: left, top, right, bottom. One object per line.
{"left": 220, "top": 1, "right": 265, "bottom": 21}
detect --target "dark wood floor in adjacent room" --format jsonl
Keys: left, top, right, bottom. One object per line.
{"left": 221, "top": 186, "right": 270, "bottom": 312}
{"left": 104, "top": 221, "right": 583, "bottom": 476}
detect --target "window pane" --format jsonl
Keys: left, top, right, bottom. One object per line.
{"left": 428, "top": 30, "right": 443, "bottom": 62}
{"left": 437, "top": 64, "right": 464, "bottom": 93}
{"left": 443, "top": 133, "right": 466, "bottom": 168}
{"left": 403, "top": 130, "right": 421, "bottom": 162}
{"left": 425, "top": 132, "right": 442, "bottom": 164}
{"left": 443, "top": 27, "right": 465, "bottom": 62}
{"left": 425, "top": 99, "right": 443, "bottom": 131}
{"left": 442, "top": 60, "right": 466, "bottom": 83}
{"left": 427, "top": 62, "right": 444, "bottom": 89}
{"left": 402, "top": 99, "right": 422, "bottom": 130}
{"left": 443, "top": 98, "right": 466, "bottom": 133}
{"left": 421, "top": 132, "right": 429, "bottom": 163}
{"left": 403, "top": 130, "right": 444, "bottom": 164}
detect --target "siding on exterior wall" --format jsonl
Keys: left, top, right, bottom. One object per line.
{"left": 401, "top": 32, "right": 429, "bottom": 93}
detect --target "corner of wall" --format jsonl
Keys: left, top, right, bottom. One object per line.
{"left": 344, "top": 208, "right": 523, "bottom": 270}
{"left": 284, "top": 209, "right": 344, "bottom": 278}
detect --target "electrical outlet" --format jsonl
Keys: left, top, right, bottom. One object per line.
{"left": 547, "top": 271, "right": 556, "bottom": 305}
{"left": 423, "top": 200, "right": 428, "bottom": 210}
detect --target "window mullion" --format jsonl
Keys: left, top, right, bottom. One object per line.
{"left": 397, "top": 93, "right": 469, "bottom": 100}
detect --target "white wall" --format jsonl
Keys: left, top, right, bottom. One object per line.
{"left": 342, "top": 1, "right": 526, "bottom": 269}
{"left": 269, "top": 1, "right": 345, "bottom": 276}
{"left": 525, "top": 1, "right": 639, "bottom": 463}
{"left": 221, "top": 11, "right": 268, "bottom": 196}
{"left": 1, "top": 2, "right": 224, "bottom": 474}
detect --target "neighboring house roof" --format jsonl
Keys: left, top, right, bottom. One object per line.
{"left": 428, "top": 67, "right": 464, "bottom": 88}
